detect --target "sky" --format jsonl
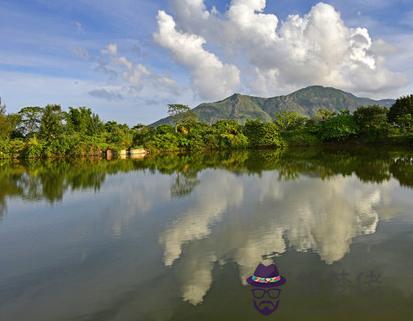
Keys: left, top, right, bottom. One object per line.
{"left": 1, "top": 0, "right": 413, "bottom": 125}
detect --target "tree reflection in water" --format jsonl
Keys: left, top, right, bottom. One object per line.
{"left": 1, "top": 146, "right": 413, "bottom": 217}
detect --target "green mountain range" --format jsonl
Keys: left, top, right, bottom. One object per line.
{"left": 152, "top": 85, "right": 395, "bottom": 126}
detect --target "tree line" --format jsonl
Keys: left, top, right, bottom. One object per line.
{"left": 0, "top": 95, "right": 412, "bottom": 159}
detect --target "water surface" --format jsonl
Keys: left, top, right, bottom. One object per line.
{"left": 1, "top": 147, "right": 413, "bottom": 321}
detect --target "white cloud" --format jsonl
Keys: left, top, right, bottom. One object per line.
{"left": 154, "top": 10, "right": 240, "bottom": 101}
{"left": 97, "top": 42, "right": 182, "bottom": 96}
{"left": 162, "top": 1, "right": 408, "bottom": 98}
{"left": 227, "top": 0, "right": 279, "bottom": 44}
{"left": 106, "top": 43, "right": 118, "bottom": 56}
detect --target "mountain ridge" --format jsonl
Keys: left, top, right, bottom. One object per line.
{"left": 151, "top": 85, "right": 395, "bottom": 126}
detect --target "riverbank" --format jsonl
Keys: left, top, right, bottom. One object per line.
{"left": 1, "top": 97, "right": 413, "bottom": 160}
{"left": 1, "top": 134, "right": 413, "bottom": 161}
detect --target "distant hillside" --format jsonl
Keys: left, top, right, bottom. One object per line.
{"left": 152, "top": 86, "right": 395, "bottom": 126}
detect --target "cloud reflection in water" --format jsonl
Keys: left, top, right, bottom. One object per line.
{"left": 158, "top": 171, "right": 396, "bottom": 305}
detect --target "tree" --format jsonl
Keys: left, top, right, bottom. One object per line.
{"left": 0, "top": 112, "right": 12, "bottom": 139}
{"left": 317, "top": 110, "right": 359, "bottom": 142}
{"left": 353, "top": 105, "right": 389, "bottom": 138}
{"left": 66, "top": 107, "right": 103, "bottom": 136}
{"left": 17, "top": 106, "right": 43, "bottom": 137}
{"left": 132, "top": 123, "right": 146, "bottom": 131}
{"left": 388, "top": 95, "right": 413, "bottom": 131}
{"left": 167, "top": 104, "right": 197, "bottom": 131}
{"left": 104, "top": 121, "right": 133, "bottom": 149}
{"left": 208, "top": 120, "right": 249, "bottom": 149}
{"left": 315, "top": 108, "right": 336, "bottom": 121}
{"left": 0, "top": 99, "right": 18, "bottom": 140}
{"left": 274, "top": 111, "right": 308, "bottom": 132}
{"left": 143, "top": 124, "right": 180, "bottom": 151}
{"left": 39, "top": 104, "right": 65, "bottom": 141}
{"left": 244, "top": 120, "right": 283, "bottom": 148}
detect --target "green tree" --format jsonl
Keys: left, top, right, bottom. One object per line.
{"left": 17, "top": 106, "right": 43, "bottom": 137}
{"left": 167, "top": 104, "right": 197, "bottom": 131}
{"left": 143, "top": 124, "right": 180, "bottom": 152}
{"left": 316, "top": 110, "right": 359, "bottom": 142}
{"left": 274, "top": 111, "right": 308, "bottom": 132}
{"left": 132, "top": 123, "right": 146, "bottom": 131}
{"left": 315, "top": 108, "right": 336, "bottom": 121}
{"left": 208, "top": 120, "right": 248, "bottom": 149}
{"left": 244, "top": 120, "right": 283, "bottom": 148}
{"left": 0, "top": 113, "right": 12, "bottom": 139}
{"left": 0, "top": 98, "right": 10, "bottom": 139}
{"left": 40, "top": 105, "right": 65, "bottom": 141}
{"left": 0, "top": 101, "right": 19, "bottom": 140}
{"left": 353, "top": 105, "right": 389, "bottom": 138}
{"left": 23, "top": 136, "right": 44, "bottom": 159}
{"left": 104, "top": 121, "right": 133, "bottom": 150}
{"left": 66, "top": 107, "right": 103, "bottom": 136}
{"left": 388, "top": 95, "right": 413, "bottom": 131}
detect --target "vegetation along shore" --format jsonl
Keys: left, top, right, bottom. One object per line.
{"left": 0, "top": 93, "right": 412, "bottom": 160}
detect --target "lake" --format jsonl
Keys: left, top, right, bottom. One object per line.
{"left": 1, "top": 147, "right": 413, "bottom": 321}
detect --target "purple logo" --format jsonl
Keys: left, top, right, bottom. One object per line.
{"left": 247, "top": 263, "right": 287, "bottom": 316}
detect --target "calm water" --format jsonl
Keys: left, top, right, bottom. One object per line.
{"left": 1, "top": 147, "right": 413, "bottom": 321}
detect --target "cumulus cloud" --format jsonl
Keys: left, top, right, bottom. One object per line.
{"left": 160, "top": 0, "right": 407, "bottom": 98}
{"left": 154, "top": 10, "right": 240, "bottom": 101}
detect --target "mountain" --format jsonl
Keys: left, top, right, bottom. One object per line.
{"left": 151, "top": 86, "right": 395, "bottom": 126}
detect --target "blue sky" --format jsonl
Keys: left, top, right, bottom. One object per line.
{"left": 1, "top": 0, "right": 412, "bottom": 125}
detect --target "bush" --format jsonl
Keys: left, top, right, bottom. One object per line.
{"left": 353, "top": 105, "right": 389, "bottom": 138}
{"left": 208, "top": 120, "right": 249, "bottom": 150}
{"left": 275, "top": 111, "right": 308, "bottom": 132}
{"left": 42, "top": 136, "right": 72, "bottom": 158}
{"left": 314, "top": 111, "right": 359, "bottom": 142}
{"left": 244, "top": 120, "right": 284, "bottom": 148}
{"left": 283, "top": 130, "right": 320, "bottom": 146}
{"left": 388, "top": 95, "right": 413, "bottom": 130}
{"left": 9, "top": 139, "right": 25, "bottom": 158}
{"left": 23, "top": 137, "right": 44, "bottom": 159}
{"left": 143, "top": 125, "right": 180, "bottom": 152}
{"left": 0, "top": 139, "right": 11, "bottom": 158}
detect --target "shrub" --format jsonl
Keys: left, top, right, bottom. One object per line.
{"left": 23, "top": 137, "right": 44, "bottom": 159}
{"left": 275, "top": 111, "right": 308, "bottom": 132}
{"left": 0, "top": 139, "right": 11, "bottom": 158}
{"left": 283, "top": 130, "right": 320, "bottom": 146}
{"left": 353, "top": 105, "right": 389, "bottom": 138}
{"left": 9, "top": 139, "right": 25, "bottom": 158}
{"left": 388, "top": 95, "right": 413, "bottom": 130}
{"left": 208, "top": 120, "right": 249, "bottom": 149}
{"left": 244, "top": 120, "right": 284, "bottom": 148}
{"left": 315, "top": 111, "right": 359, "bottom": 142}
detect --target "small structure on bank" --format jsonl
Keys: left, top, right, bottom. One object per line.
{"left": 104, "top": 148, "right": 148, "bottom": 160}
